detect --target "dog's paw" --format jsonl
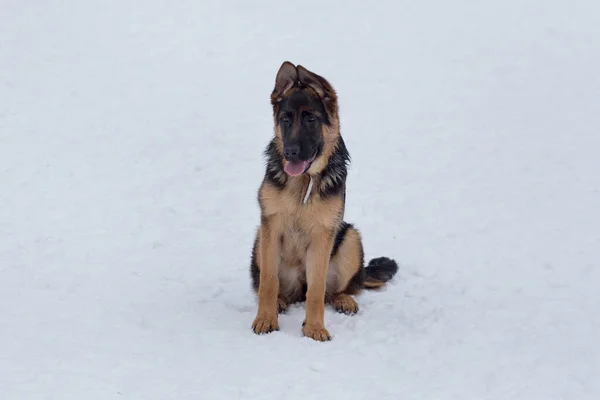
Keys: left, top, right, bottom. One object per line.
{"left": 332, "top": 294, "right": 359, "bottom": 315}
{"left": 251, "top": 313, "right": 279, "bottom": 334}
{"left": 302, "top": 323, "right": 331, "bottom": 342}
{"left": 277, "top": 298, "right": 288, "bottom": 314}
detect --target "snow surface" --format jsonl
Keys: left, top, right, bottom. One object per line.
{"left": 1, "top": 1, "right": 600, "bottom": 399}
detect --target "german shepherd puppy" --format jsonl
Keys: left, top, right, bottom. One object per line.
{"left": 250, "top": 61, "right": 398, "bottom": 341}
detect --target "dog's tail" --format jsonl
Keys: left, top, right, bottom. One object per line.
{"left": 364, "top": 257, "right": 399, "bottom": 289}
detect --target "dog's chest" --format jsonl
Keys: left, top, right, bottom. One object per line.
{"left": 277, "top": 181, "right": 318, "bottom": 266}
{"left": 260, "top": 176, "right": 341, "bottom": 231}
{"left": 263, "top": 178, "right": 317, "bottom": 217}
{"left": 280, "top": 222, "right": 309, "bottom": 266}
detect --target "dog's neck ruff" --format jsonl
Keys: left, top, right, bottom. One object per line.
{"left": 302, "top": 176, "right": 314, "bottom": 205}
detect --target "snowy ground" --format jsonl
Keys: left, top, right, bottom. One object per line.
{"left": 1, "top": 1, "right": 599, "bottom": 399}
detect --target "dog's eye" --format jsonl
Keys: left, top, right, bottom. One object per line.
{"left": 280, "top": 115, "right": 290, "bottom": 124}
{"left": 306, "top": 115, "right": 316, "bottom": 123}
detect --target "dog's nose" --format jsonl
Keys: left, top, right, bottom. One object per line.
{"left": 284, "top": 144, "right": 300, "bottom": 159}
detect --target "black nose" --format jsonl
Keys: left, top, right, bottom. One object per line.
{"left": 284, "top": 144, "right": 300, "bottom": 159}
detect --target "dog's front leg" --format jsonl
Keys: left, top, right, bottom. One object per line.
{"left": 303, "top": 227, "right": 334, "bottom": 341}
{"left": 252, "top": 217, "right": 281, "bottom": 334}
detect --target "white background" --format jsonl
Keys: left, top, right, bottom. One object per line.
{"left": 1, "top": 1, "right": 599, "bottom": 399}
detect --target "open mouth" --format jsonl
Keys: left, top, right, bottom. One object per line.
{"left": 283, "top": 153, "right": 316, "bottom": 177}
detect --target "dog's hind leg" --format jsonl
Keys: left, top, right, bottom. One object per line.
{"left": 326, "top": 222, "right": 399, "bottom": 315}
{"left": 326, "top": 222, "right": 365, "bottom": 315}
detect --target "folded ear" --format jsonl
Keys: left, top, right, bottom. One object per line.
{"left": 297, "top": 65, "right": 333, "bottom": 100}
{"left": 272, "top": 61, "right": 298, "bottom": 101}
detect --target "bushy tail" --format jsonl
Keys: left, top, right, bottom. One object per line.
{"left": 364, "top": 257, "right": 398, "bottom": 289}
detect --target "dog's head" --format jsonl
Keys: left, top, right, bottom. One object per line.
{"left": 270, "top": 61, "right": 340, "bottom": 177}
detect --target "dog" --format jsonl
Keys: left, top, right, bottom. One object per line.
{"left": 249, "top": 61, "right": 398, "bottom": 341}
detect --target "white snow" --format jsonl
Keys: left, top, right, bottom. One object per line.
{"left": 1, "top": 1, "right": 599, "bottom": 399}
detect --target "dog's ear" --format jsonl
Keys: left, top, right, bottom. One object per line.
{"left": 272, "top": 61, "right": 298, "bottom": 102}
{"left": 297, "top": 65, "right": 334, "bottom": 101}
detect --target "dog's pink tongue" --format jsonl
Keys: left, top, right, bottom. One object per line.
{"left": 284, "top": 160, "right": 308, "bottom": 176}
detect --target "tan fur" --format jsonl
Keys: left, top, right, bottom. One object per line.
{"left": 255, "top": 163, "right": 344, "bottom": 340}
{"left": 253, "top": 179, "right": 366, "bottom": 339}
{"left": 331, "top": 294, "right": 359, "bottom": 314}
{"left": 302, "top": 225, "right": 335, "bottom": 340}
{"left": 364, "top": 280, "right": 385, "bottom": 289}
{"left": 329, "top": 227, "right": 363, "bottom": 294}
{"left": 302, "top": 323, "right": 331, "bottom": 342}
{"left": 307, "top": 122, "right": 340, "bottom": 176}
